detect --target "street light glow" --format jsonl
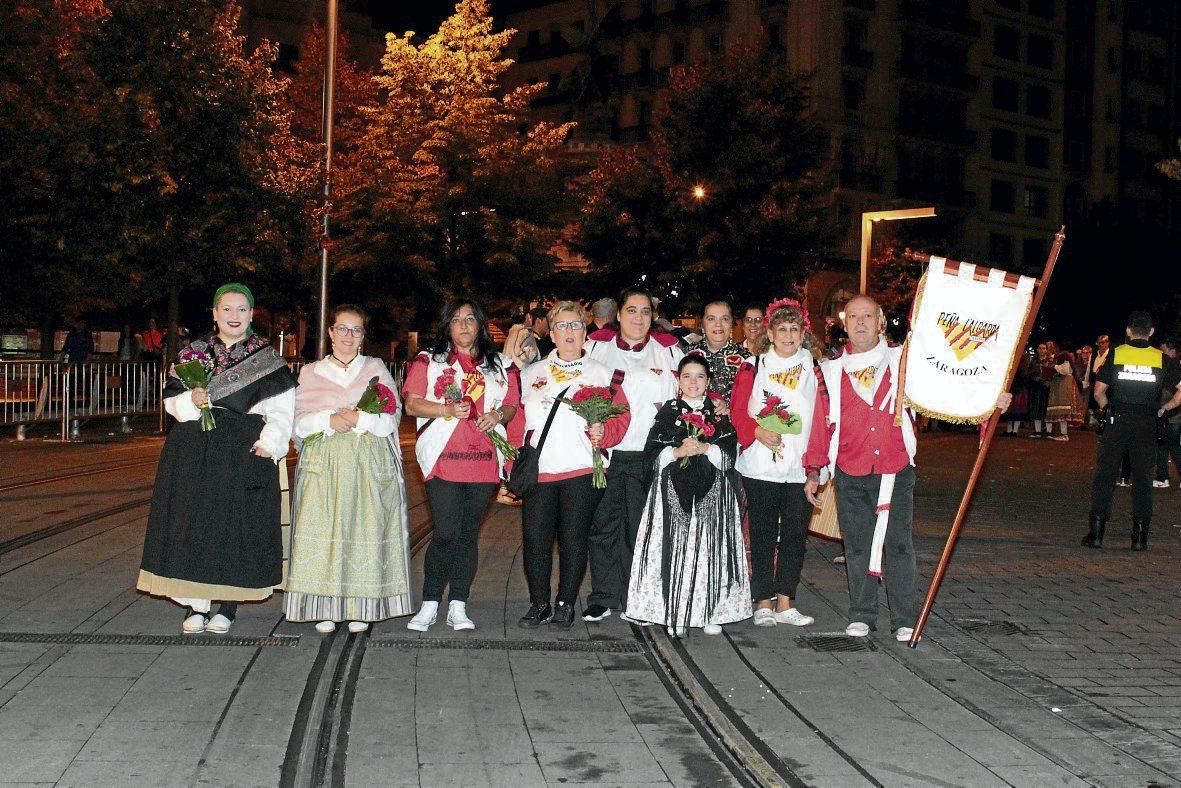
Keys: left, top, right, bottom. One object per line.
{"left": 692, "top": 185, "right": 706, "bottom": 200}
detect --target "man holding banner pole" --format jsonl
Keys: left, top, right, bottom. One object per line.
{"left": 804, "top": 293, "right": 1013, "bottom": 642}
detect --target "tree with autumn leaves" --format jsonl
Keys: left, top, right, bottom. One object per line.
{"left": 330, "top": 0, "right": 575, "bottom": 324}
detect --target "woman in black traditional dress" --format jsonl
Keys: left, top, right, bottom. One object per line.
{"left": 137, "top": 284, "right": 297, "bottom": 634}
{"left": 624, "top": 356, "right": 751, "bottom": 637}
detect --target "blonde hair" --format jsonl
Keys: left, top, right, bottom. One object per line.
{"left": 755, "top": 306, "right": 811, "bottom": 356}
{"left": 547, "top": 300, "right": 586, "bottom": 326}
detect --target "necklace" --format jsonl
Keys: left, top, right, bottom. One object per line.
{"left": 330, "top": 352, "right": 358, "bottom": 368}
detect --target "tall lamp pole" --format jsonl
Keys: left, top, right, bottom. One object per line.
{"left": 316, "top": 0, "right": 339, "bottom": 359}
{"left": 859, "top": 207, "right": 937, "bottom": 295}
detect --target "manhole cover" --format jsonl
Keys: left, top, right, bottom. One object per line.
{"left": 0, "top": 632, "right": 299, "bottom": 647}
{"left": 796, "top": 634, "right": 878, "bottom": 653}
{"left": 959, "top": 620, "right": 1027, "bottom": 636}
{"left": 370, "top": 637, "right": 643, "bottom": 654}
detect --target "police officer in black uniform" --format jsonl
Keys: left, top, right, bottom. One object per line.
{"left": 1083, "top": 311, "right": 1181, "bottom": 550}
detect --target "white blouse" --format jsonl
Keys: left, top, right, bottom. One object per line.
{"left": 165, "top": 388, "right": 295, "bottom": 463}
{"left": 293, "top": 356, "right": 397, "bottom": 441}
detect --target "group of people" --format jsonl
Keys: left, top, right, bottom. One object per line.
{"left": 138, "top": 282, "right": 1008, "bottom": 643}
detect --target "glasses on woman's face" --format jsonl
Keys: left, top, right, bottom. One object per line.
{"left": 449, "top": 315, "right": 479, "bottom": 326}
{"left": 333, "top": 325, "right": 365, "bottom": 337}
{"left": 743, "top": 316, "right": 763, "bottom": 324}
{"left": 552, "top": 320, "right": 585, "bottom": 332}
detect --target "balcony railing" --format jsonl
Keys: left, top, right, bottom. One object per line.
{"left": 898, "top": 0, "right": 980, "bottom": 37}
{"left": 898, "top": 58, "right": 979, "bottom": 92}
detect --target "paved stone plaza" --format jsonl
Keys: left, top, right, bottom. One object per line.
{"left": 0, "top": 425, "right": 1178, "bottom": 786}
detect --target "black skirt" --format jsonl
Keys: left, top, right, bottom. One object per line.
{"left": 138, "top": 407, "right": 283, "bottom": 600}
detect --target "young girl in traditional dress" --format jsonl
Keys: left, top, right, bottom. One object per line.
{"left": 625, "top": 356, "right": 751, "bottom": 637}
{"left": 138, "top": 283, "right": 297, "bottom": 635}
{"left": 284, "top": 305, "right": 412, "bottom": 633}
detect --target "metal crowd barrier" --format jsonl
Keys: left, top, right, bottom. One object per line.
{"left": 0, "top": 360, "right": 162, "bottom": 440}
{"left": 0, "top": 358, "right": 407, "bottom": 441}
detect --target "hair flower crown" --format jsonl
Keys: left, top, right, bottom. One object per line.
{"left": 764, "top": 297, "right": 811, "bottom": 333}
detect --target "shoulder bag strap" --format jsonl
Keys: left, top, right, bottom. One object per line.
{"left": 532, "top": 386, "right": 571, "bottom": 454}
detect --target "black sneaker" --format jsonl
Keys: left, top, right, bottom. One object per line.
{"left": 551, "top": 602, "right": 576, "bottom": 629}
{"left": 582, "top": 604, "right": 611, "bottom": 622}
{"left": 518, "top": 601, "right": 552, "bottom": 628}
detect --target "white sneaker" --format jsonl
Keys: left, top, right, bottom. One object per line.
{"left": 666, "top": 626, "right": 686, "bottom": 638}
{"left": 1154, "top": 480, "right": 1170, "bottom": 488}
{"left": 205, "top": 614, "right": 233, "bottom": 634}
{"left": 773, "top": 608, "right": 814, "bottom": 627}
{"left": 182, "top": 613, "right": 208, "bottom": 634}
{"left": 895, "top": 627, "right": 914, "bottom": 642}
{"left": 703, "top": 624, "right": 722, "bottom": 635}
{"left": 752, "top": 608, "right": 776, "bottom": 627}
{"left": 845, "top": 622, "right": 870, "bottom": 637}
{"left": 407, "top": 601, "right": 438, "bottom": 632}
{"left": 446, "top": 601, "right": 475, "bottom": 631}
{"left": 315, "top": 620, "right": 336, "bottom": 634}
{"left": 347, "top": 621, "right": 369, "bottom": 633}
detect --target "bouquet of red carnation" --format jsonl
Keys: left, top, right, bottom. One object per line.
{"left": 435, "top": 369, "right": 517, "bottom": 461}
{"left": 559, "top": 386, "right": 629, "bottom": 488}
{"left": 174, "top": 346, "right": 216, "bottom": 431}
{"left": 756, "top": 390, "right": 801, "bottom": 461}
{"left": 678, "top": 412, "right": 717, "bottom": 468}
{"left": 303, "top": 376, "right": 397, "bottom": 448}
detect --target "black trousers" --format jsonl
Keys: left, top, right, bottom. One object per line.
{"left": 1091, "top": 411, "right": 1155, "bottom": 521}
{"left": 835, "top": 466, "right": 919, "bottom": 630}
{"left": 522, "top": 474, "right": 604, "bottom": 605}
{"left": 1156, "top": 423, "right": 1181, "bottom": 483}
{"left": 422, "top": 479, "right": 497, "bottom": 602}
{"left": 742, "top": 476, "right": 810, "bottom": 602}
{"left": 587, "top": 450, "right": 649, "bottom": 609}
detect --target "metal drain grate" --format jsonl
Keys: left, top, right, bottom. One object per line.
{"left": 959, "top": 620, "right": 1027, "bottom": 636}
{"left": 0, "top": 632, "right": 299, "bottom": 647}
{"left": 796, "top": 634, "right": 878, "bottom": 653}
{"left": 369, "top": 636, "right": 644, "bottom": 654}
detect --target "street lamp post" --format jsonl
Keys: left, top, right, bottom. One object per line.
{"left": 859, "top": 207, "right": 937, "bottom": 295}
{"left": 316, "top": 0, "right": 339, "bottom": 359}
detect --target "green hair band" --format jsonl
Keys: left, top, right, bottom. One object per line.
{"left": 213, "top": 282, "right": 255, "bottom": 308}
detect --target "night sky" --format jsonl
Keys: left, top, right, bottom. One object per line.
{"left": 352, "top": 1, "right": 524, "bottom": 34}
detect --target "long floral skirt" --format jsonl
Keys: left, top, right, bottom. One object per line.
{"left": 284, "top": 432, "right": 412, "bottom": 622}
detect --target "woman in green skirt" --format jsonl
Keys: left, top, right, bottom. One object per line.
{"left": 284, "top": 305, "right": 412, "bottom": 633}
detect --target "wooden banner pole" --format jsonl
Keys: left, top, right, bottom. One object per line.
{"left": 908, "top": 226, "right": 1066, "bottom": 647}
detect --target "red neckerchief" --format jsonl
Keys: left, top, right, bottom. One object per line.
{"left": 616, "top": 334, "right": 650, "bottom": 352}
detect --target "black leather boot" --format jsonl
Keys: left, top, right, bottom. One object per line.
{"left": 1132, "top": 520, "right": 1149, "bottom": 551}
{"left": 1081, "top": 515, "right": 1106, "bottom": 548}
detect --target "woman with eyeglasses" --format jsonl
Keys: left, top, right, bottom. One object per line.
{"left": 583, "top": 289, "right": 683, "bottom": 623}
{"left": 730, "top": 299, "right": 819, "bottom": 628}
{"left": 284, "top": 305, "right": 412, "bottom": 634}
{"left": 402, "top": 299, "right": 521, "bottom": 631}
{"left": 741, "top": 306, "right": 766, "bottom": 355}
{"left": 517, "top": 302, "right": 630, "bottom": 628}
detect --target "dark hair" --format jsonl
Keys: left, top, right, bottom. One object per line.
{"left": 1160, "top": 336, "right": 1177, "bottom": 351}
{"left": 1127, "top": 310, "right": 1153, "bottom": 337}
{"left": 618, "top": 288, "right": 655, "bottom": 312}
{"left": 529, "top": 306, "right": 549, "bottom": 322}
{"left": 701, "top": 300, "right": 732, "bottom": 319}
{"left": 331, "top": 304, "right": 369, "bottom": 327}
{"left": 678, "top": 353, "right": 712, "bottom": 379}
{"left": 430, "top": 299, "right": 502, "bottom": 376}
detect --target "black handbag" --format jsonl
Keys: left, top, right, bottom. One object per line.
{"left": 506, "top": 387, "right": 570, "bottom": 498}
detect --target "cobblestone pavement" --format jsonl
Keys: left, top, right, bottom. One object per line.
{"left": 673, "top": 428, "right": 1181, "bottom": 786}
{"left": 0, "top": 426, "right": 1179, "bottom": 786}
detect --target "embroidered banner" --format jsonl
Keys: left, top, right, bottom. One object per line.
{"left": 903, "top": 258, "right": 1036, "bottom": 423}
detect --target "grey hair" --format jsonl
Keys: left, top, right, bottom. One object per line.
{"left": 547, "top": 300, "right": 587, "bottom": 326}
{"left": 591, "top": 298, "right": 617, "bottom": 320}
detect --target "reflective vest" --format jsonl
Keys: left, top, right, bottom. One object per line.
{"left": 1109, "top": 343, "right": 1165, "bottom": 409}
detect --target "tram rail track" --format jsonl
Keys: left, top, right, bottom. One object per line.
{"left": 0, "top": 457, "right": 159, "bottom": 495}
